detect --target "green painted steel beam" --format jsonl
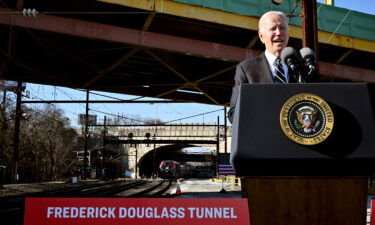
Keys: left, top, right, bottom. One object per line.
{"left": 98, "top": 0, "right": 375, "bottom": 53}
{"left": 172, "top": 0, "right": 375, "bottom": 42}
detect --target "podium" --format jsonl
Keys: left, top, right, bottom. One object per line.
{"left": 230, "top": 83, "right": 375, "bottom": 225}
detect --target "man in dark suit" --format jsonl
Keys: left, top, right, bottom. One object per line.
{"left": 228, "top": 11, "right": 295, "bottom": 122}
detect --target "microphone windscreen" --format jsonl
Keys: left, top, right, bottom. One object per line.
{"left": 280, "top": 47, "right": 297, "bottom": 65}
{"left": 299, "top": 47, "right": 315, "bottom": 59}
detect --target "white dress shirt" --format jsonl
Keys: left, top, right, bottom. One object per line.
{"left": 264, "top": 50, "right": 289, "bottom": 83}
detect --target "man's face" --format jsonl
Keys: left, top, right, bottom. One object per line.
{"left": 258, "top": 13, "right": 289, "bottom": 57}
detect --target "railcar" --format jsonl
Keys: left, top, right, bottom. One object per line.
{"left": 159, "top": 160, "right": 194, "bottom": 179}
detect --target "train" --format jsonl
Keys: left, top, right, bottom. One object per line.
{"left": 159, "top": 160, "right": 194, "bottom": 179}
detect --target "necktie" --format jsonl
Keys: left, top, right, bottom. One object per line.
{"left": 273, "top": 57, "right": 287, "bottom": 83}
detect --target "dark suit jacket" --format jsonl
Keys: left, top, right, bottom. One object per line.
{"left": 228, "top": 52, "right": 296, "bottom": 123}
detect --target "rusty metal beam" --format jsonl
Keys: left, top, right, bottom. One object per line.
{"left": 142, "top": 12, "right": 156, "bottom": 31}
{"left": 301, "top": 0, "right": 319, "bottom": 70}
{"left": 193, "top": 85, "right": 220, "bottom": 105}
{"left": 156, "top": 83, "right": 188, "bottom": 98}
{"left": 47, "top": 43, "right": 100, "bottom": 70}
{"left": 0, "top": 8, "right": 257, "bottom": 62}
{"left": 0, "top": 8, "right": 373, "bottom": 82}
{"left": 146, "top": 50, "right": 189, "bottom": 82}
{"left": 194, "top": 65, "right": 236, "bottom": 83}
{"left": 0, "top": 49, "right": 79, "bottom": 88}
{"left": 146, "top": 50, "right": 220, "bottom": 104}
{"left": 319, "top": 61, "right": 375, "bottom": 82}
{"left": 100, "top": 0, "right": 375, "bottom": 54}
{"left": 155, "top": 65, "right": 235, "bottom": 99}
{"left": 82, "top": 48, "right": 138, "bottom": 88}
{"left": 0, "top": 1, "right": 24, "bottom": 77}
{"left": 335, "top": 49, "right": 354, "bottom": 64}
{"left": 246, "top": 35, "right": 259, "bottom": 49}
{"left": 0, "top": 58, "right": 10, "bottom": 77}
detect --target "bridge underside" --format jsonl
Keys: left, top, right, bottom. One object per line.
{"left": 1, "top": 0, "right": 374, "bottom": 108}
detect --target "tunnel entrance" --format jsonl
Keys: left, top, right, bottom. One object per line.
{"left": 138, "top": 145, "right": 216, "bottom": 178}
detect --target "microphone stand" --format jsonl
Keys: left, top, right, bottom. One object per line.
{"left": 298, "top": 74, "right": 305, "bottom": 83}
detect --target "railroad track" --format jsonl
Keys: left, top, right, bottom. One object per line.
{"left": 0, "top": 179, "right": 172, "bottom": 225}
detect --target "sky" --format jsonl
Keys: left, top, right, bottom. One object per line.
{"left": 5, "top": 0, "right": 375, "bottom": 128}
{"left": 317, "top": 0, "right": 375, "bottom": 15}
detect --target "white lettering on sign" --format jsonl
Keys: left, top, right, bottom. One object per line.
{"left": 47, "top": 207, "right": 116, "bottom": 218}
{"left": 187, "top": 207, "right": 237, "bottom": 219}
{"left": 46, "top": 206, "right": 237, "bottom": 219}
{"left": 118, "top": 207, "right": 185, "bottom": 218}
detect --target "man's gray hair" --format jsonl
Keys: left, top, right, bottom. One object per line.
{"left": 258, "top": 11, "right": 288, "bottom": 31}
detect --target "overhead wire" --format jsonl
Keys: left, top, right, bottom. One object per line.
{"left": 26, "top": 86, "right": 82, "bottom": 118}
{"left": 59, "top": 88, "right": 143, "bottom": 123}
{"left": 89, "top": 108, "right": 151, "bottom": 125}
{"left": 55, "top": 87, "right": 153, "bottom": 125}
{"left": 325, "top": 1, "right": 358, "bottom": 45}
{"left": 11, "top": 89, "right": 76, "bottom": 125}
{"left": 164, "top": 109, "right": 224, "bottom": 124}
{"left": 55, "top": 87, "right": 126, "bottom": 126}
{"left": 52, "top": 87, "right": 152, "bottom": 123}
{"left": 317, "top": 0, "right": 359, "bottom": 55}
{"left": 88, "top": 90, "right": 116, "bottom": 116}
{"left": 28, "top": 85, "right": 158, "bottom": 125}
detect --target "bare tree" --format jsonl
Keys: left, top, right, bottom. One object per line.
{"left": 0, "top": 91, "right": 13, "bottom": 183}
{"left": 0, "top": 96, "right": 78, "bottom": 183}
{"left": 20, "top": 105, "right": 77, "bottom": 181}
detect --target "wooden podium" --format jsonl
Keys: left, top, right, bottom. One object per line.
{"left": 231, "top": 83, "right": 375, "bottom": 225}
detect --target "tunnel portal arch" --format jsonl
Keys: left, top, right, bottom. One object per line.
{"left": 138, "top": 144, "right": 216, "bottom": 178}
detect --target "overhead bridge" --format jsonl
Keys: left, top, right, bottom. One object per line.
{"left": 0, "top": 0, "right": 374, "bottom": 108}
{"left": 84, "top": 123, "right": 231, "bottom": 178}
{"left": 105, "top": 138, "right": 218, "bottom": 145}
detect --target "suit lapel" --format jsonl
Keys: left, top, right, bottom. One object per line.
{"left": 256, "top": 53, "right": 274, "bottom": 83}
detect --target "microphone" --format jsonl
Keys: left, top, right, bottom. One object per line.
{"left": 281, "top": 47, "right": 304, "bottom": 83}
{"left": 299, "top": 47, "right": 316, "bottom": 81}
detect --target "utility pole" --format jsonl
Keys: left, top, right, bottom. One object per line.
{"left": 102, "top": 116, "right": 107, "bottom": 179}
{"left": 83, "top": 90, "right": 89, "bottom": 180}
{"left": 1, "top": 90, "right": 6, "bottom": 153}
{"left": 12, "top": 82, "right": 23, "bottom": 183}
{"left": 224, "top": 107, "right": 227, "bottom": 154}
{"left": 1, "top": 90, "right": 7, "bottom": 187}
{"left": 10, "top": 0, "right": 25, "bottom": 184}
{"left": 216, "top": 116, "right": 220, "bottom": 176}
{"left": 153, "top": 133, "right": 156, "bottom": 178}
{"left": 135, "top": 146, "right": 138, "bottom": 179}
{"left": 301, "top": 0, "right": 319, "bottom": 70}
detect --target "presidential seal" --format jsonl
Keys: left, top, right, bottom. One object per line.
{"left": 280, "top": 93, "right": 334, "bottom": 145}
